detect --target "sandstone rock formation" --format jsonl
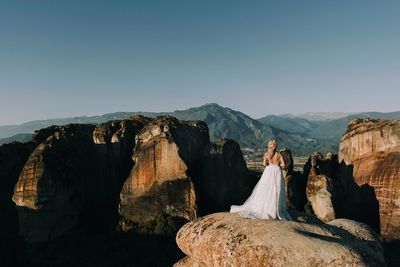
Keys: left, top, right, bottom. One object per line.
{"left": 0, "top": 141, "right": 36, "bottom": 265}
{"left": 196, "top": 138, "right": 256, "bottom": 214}
{"left": 279, "top": 148, "right": 294, "bottom": 175}
{"left": 117, "top": 116, "right": 257, "bottom": 233}
{"left": 0, "top": 142, "right": 35, "bottom": 234}
{"left": 285, "top": 171, "right": 307, "bottom": 211}
{"left": 2, "top": 114, "right": 398, "bottom": 265}
{"left": 12, "top": 124, "right": 97, "bottom": 242}
{"left": 303, "top": 152, "right": 339, "bottom": 181}
{"left": 118, "top": 116, "right": 210, "bottom": 231}
{"left": 11, "top": 116, "right": 150, "bottom": 243}
{"left": 281, "top": 148, "right": 308, "bottom": 211}
{"left": 306, "top": 153, "right": 336, "bottom": 222}
{"left": 91, "top": 116, "right": 151, "bottom": 226}
{"left": 8, "top": 114, "right": 256, "bottom": 242}
{"left": 339, "top": 118, "right": 400, "bottom": 239}
{"left": 297, "top": 150, "right": 381, "bottom": 235}
{"left": 174, "top": 212, "right": 385, "bottom": 267}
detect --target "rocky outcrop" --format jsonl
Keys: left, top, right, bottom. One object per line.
{"left": 117, "top": 117, "right": 256, "bottom": 233}
{"left": 8, "top": 114, "right": 257, "bottom": 241}
{"left": 11, "top": 116, "right": 150, "bottom": 243}
{"left": 118, "top": 116, "right": 210, "bottom": 231}
{"left": 303, "top": 152, "right": 339, "bottom": 181}
{"left": 12, "top": 124, "right": 96, "bottom": 242}
{"left": 285, "top": 171, "right": 307, "bottom": 211}
{"left": 281, "top": 148, "right": 308, "bottom": 211}
{"left": 91, "top": 116, "right": 151, "bottom": 226}
{"left": 306, "top": 153, "right": 336, "bottom": 222}
{"left": 339, "top": 118, "right": 400, "bottom": 239}
{"left": 279, "top": 148, "right": 294, "bottom": 176}
{"left": 0, "top": 141, "right": 36, "bottom": 265}
{"left": 3, "top": 114, "right": 398, "bottom": 265}
{"left": 196, "top": 139, "right": 256, "bottom": 214}
{"left": 174, "top": 212, "right": 385, "bottom": 267}
{"left": 0, "top": 142, "right": 35, "bottom": 233}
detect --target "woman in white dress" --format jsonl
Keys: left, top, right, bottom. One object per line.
{"left": 230, "top": 139, "right": 292, "bottom": 220}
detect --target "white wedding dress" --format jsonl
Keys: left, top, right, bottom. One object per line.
{"left": 230, "top": 163, "right": 292, "bottom": 220}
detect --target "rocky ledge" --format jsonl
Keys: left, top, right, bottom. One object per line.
{"left": 174, "top": 212, "right": 385, "bottom": 267}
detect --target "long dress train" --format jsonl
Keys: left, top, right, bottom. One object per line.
{"left": 230, "top": 163, "right": 292, "bottom": 220}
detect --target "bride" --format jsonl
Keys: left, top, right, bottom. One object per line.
{"left": 230, "top": 139, "right": 292, "bottom": 220}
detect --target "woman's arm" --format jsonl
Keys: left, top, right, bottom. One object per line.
{"left": 279, "top": 153, "right": 286, "bottom": 169}
{"left": 263, "top": 152, "right": 269, "bottom": 166}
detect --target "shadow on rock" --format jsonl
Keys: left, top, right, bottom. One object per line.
{"left": 335, "top": 161, "right": 380, "bottom": 234}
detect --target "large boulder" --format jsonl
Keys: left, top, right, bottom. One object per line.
{"left": 174, "top": 212, "right": 385, "bottom": 267}
{"left": 339, "top": 118, "right": 400, "bottom": 239}
{"left": 118, "top": 116, "right": 210, "bottom": 232}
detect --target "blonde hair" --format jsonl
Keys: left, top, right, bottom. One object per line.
{"left": 267, "top": 139, "right": 277, "bottom": 146}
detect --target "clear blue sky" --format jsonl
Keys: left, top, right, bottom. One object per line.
{"left": 0, "top": 0, "right": 399, "bottom": 125}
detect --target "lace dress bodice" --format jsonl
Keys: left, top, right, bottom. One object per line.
{"left": 265, "top": 151, "right": 282, "bottom": 166}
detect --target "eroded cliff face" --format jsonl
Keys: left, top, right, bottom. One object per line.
{"left": 7, "top": 114, "right": 255, "bottom": 242}
{"left": 11, "top": 116, "right": 151, "bottom": 243}
{"left": 118, "top": 117, "right": 210, "bottom": 230}
{"left": 12, "top": 124, "right": 96, "bottom": 242}
{"left": 339, "top": 118, "right": 400, "bottom": 239}
{"left": 91, "top": 116, "right": 151, "bottom": 226}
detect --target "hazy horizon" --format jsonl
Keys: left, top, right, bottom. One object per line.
{"left": 1, "top": 1, "right": 399, "bottom": 125}
{"left": 1, "top": 102, "right": 399, "bottom": 126}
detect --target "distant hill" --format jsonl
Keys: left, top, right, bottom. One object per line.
{"left": 258, "top": 112, "right": 400, "bottom": 140}
{"left": 0, "top": 133, "right": 32, "bottom": 145}
{"left": 168, "top": 103, "right": 271, "bottom": 148}
{"left": 258, "top": 111, "right": 400, "bottom": 154}
{"left": 1, "top": 104, "right": 399, "bottom": 156}
{"left": 303, "top": 111, "right": 400, "bottom": 139}
{"left": 257, "top": 115, "right": 314, "bottom": 134}
{"left": 296, "top": 112, "right": 353, "bottom": 121}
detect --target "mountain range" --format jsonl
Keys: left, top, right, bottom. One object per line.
{"left": 1, "top": 103, "right": 399, "bottom": 156}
